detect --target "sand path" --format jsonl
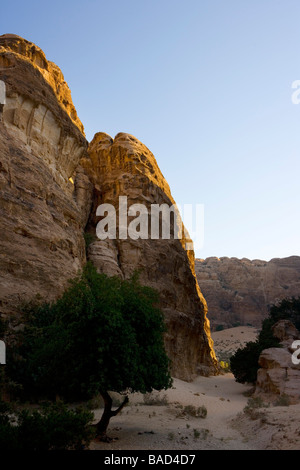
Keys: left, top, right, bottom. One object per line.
{"left": 90, "top": 373, "right": 254, "bottom": 450}
{"left": 89, "top": 326, "right": 300, "bottom": 450}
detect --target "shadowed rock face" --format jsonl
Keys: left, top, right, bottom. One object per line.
{"left": 0, "top": 34, "right": 92, "bottom": 314}
{"left": 0, "top": 34, "right": 218, "bottom": 380}
{"left": 81, "top": 132, "right": 218, "bottom": 380}
{"left": 195, "top": 256, "right": 300, "bottom": 330}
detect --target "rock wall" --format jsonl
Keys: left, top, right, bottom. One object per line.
{"left": 0, "top": 34, "right": 218, "bottom": 380}
{"left": 81, "top": 132, "right": 218, "bottom": 380}
{"left": 0, "top": 34, "right": 92, "bottom": 315}
{"left": 195, "top": 256, "right": 300, "bottom": 330}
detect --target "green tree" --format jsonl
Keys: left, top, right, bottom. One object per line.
{"left": 268, "top": 297, "right": 300, "bottom": 330}
{"left": 8, "top": 263, "right": 172, "bottom": 438}
{"left": 230, "top": 340, "right": 267, "bottom": 384}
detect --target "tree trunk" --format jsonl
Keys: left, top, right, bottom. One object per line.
{"left": 96, "top": 391, "right": 129, "bottom": 438}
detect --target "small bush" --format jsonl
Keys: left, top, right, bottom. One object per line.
{"left": 216, "top": 325, "right": 224, "bottom": 332}
{"left": 143, "top": 392, "right": 168, "bottom": 406}
{"left": 193, "top": 428, "right": 209, "bottom": 440}
{"left": 243, "top": 397, "right": 268, "bottom": 421}
{"left": 274, "top": 394, "right": 290, "bottom": 407}
{"left": 177, "top": 404, "right": 207, "bottom": 419}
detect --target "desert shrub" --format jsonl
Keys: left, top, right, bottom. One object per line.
{"left": 230, "top": 341, "right": 264, "bottom": 384}
{"left": 193, "top": 428, "right": 209, "bottom": 440}
{"left": 0, "top": 401, "right": 94, "bottom": 450}
{"left": 143, "top": 392, "right": 168, "bottom": 406}
{"left": 243, "top": 397, "right": 268, "bottom": 421}
{"left": 178, "top": 404, "right": 207, "bottom": 419}
{"left": 274, "top": 394, "right": 290, "bottom": 407}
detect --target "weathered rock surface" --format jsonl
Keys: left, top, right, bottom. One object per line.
{"left": 255, "top": 320, "right": 300, "bottom": 404}
{"left": 81, "top": 132, "right": 218, "bottom": 380}
{"left": 0, "top": 35, "right": 218, "bottom": 381}
{"left": 195, "top": 256, "right": 300, "bottom": 330}
{"left": 0, "top": 34, "right": 92, "bottom": 315}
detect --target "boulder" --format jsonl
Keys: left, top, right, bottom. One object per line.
{"left": 255, "top": 321, "right": 300, "bottom": 404}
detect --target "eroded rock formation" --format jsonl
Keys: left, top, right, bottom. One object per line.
{"left": 0, "top": 34, "right": 92, "bottom": 314}
{"left": 254, "top": 320, "right": 300, "bottom": 404}
{"left": 0, "top": 35, "right": 217, "bottom": 380}
{"left": 81, "top": 132, "right": 218, "bottom": 380}
{"left": 195, "top": 256, "right": 300, "bottom": 330}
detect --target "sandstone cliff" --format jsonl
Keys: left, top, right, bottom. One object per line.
{"left": 0, "top": 34, "right": 92, "bottom": 315}
{"left": 0, "top": 34, "right": 217, "bottom": 381}
{"left": 81, "top": 132, "right": 218, "bottom": 380}
{"left": 195, "top": 256, "right": 300, "bottom": 330}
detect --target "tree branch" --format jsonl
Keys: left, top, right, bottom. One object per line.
{"left": 111, "top": 395, "right": 129, "bottom": 417}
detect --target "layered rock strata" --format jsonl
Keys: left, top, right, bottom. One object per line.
{"left": 0, "top": 34, "right": 92, "bottom": 315}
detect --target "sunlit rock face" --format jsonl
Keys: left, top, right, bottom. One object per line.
{"left": 0, "top": 34, "right": 92, "bottom": 315}
{"left": 0, "top": 34, "right": 218, "bottom": 381}
{"left": 195, "top": 256, "right": 300, "bottom": 330}
{"left": 82, "top": 132, "right": 218, "bottom": 381}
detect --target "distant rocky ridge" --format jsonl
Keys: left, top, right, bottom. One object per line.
{"left": 0, "top": 34, "right": 217, "bottom": 380}
{"left": 195, "top": 256, "right": 300, "bottom": 330}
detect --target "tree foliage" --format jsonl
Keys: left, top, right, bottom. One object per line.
{"left": 6, "top": 263, "right": 172, "bottom": 435}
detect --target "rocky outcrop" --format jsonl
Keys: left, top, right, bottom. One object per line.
{"left": 0, "top": 34, "right": 92, "bottom": 315}
{"left": 254, "top": 320, "right": 300, "bottom": 404}
{"left": 195, "top": 256, "right": 300, "bottom": 330}
{"left": 0, "top": 34, "right": 84, "bottom": 134}
{"left": 0, "top": 34, "right": 218, "bottom": 381}
{"left": 81, "top": 132, "right": 218, "bottom": 380}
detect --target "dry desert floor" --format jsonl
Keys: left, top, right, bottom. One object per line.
{"left": 90, "top": 327, "right": 300, "bottom": 451}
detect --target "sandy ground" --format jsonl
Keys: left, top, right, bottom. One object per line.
{"left": 89, "top": 327, "right": 300, "bottom": 451}
{"left": 212, "top": 326, "right": 259, "bottom": 363}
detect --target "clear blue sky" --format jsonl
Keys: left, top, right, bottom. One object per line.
{"left": 2, "top": 0, "right": 300, "bottom": 260}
